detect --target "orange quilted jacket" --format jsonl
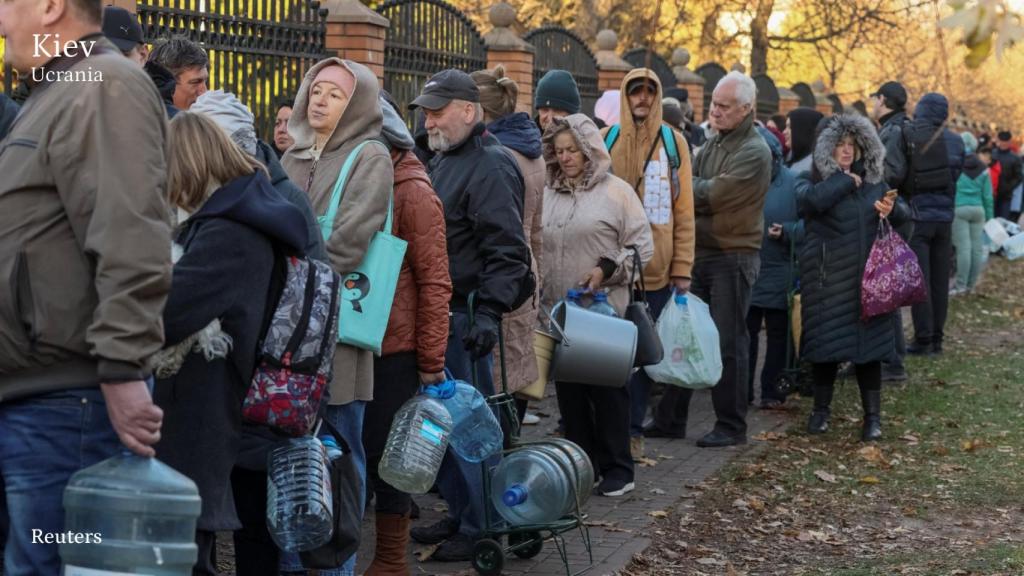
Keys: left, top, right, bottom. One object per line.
{"left": 381, "top": 150, "right": 451, "bottom": 372}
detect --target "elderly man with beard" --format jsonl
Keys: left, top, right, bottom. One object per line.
{"left": 407, "top": 69, "right": 533, "bottom": 561}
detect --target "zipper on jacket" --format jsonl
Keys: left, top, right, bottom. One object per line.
{"left": 304, "top": 157, "right": 319, "bottom": 193}
{"left": 819, "top": 243, "right": 827, "bottom": 288}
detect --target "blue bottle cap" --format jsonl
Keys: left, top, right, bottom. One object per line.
{"left": 321, "top": 437, "right": 340, "bottom": 449}
{"left": 674, "top": 293, "right": 688, "bottom": 305}
{"left": 593, "top": 291, "right": 608, "bottom": 302}
{"left": 502, "top": 484, "right": 529, "bottom": 507}
{"left": 567, "top": 288, "right": 582, "bottom": 299}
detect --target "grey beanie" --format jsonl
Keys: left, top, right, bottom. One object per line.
{"left": 191, "top": 90, "right": 257, "bottom": 156}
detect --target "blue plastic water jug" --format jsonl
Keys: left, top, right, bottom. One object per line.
{"left": 267, "top": 437, "right": 334, "bottom": 552}
{"left": 588, "top": 291, "right": 617, "bottom": 317}
{"left": 439, "top": 379, "right": 503, "bottom": 463}
{"left": 61, "top": 453, "right": 202, "bottom": 575}
{"left": 566, "top": 288, "right": 585, "bottom": 308}
{"left": 490, "top": 439, "right": 594, "bottom": 526}
{"left": 378, "top": 392, "right": 453, "bottom": 494}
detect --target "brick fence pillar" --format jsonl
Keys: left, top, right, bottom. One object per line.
{"left": 483, "top": 2, "right": 536, "bottom": 113}
{"left": 671, "top": 48, "right": 706, "bottom": 123}
{"left": 321, "top": 0, "right": 389, "bottom": 85}
{"left": 778, "top": 88, "right": 800, "bottom": 116}
{"left": 594, "top": 30, "right": 632, "bottom": 92}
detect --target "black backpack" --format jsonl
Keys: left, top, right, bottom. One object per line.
{"left": 902, "top": 119, "right": 951, "bottom": 198}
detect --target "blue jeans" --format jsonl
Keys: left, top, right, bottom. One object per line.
{"left": 0, "top": 388, "right": 122, "bottom": 576}
{"left": 437, "top": 311, "right": 496, "bottom": 539}
{"left": 279, "top": 400, "right": 366, "bottom": 576}
{"left": 628, "top": 287, "right": 673, "bottom": 436}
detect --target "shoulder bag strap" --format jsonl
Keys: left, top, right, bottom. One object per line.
{"left": 628, "top": 245, "right": 647, "bottom": 304}
{"left": 319, "top": 140, "right": 390, "bottom": 242}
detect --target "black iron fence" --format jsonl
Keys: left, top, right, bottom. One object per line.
{"left": 525, "top": 25, "right": 599, "bottom": 117}
{"left": 137, "top": 0, "right": 327, "bottom": 138}
{"left": 377, "top": 0, "right": 488, "bottom": 123}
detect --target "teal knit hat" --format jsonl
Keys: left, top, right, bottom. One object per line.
{"left": 535, "top": 70, "right": 581, "bottom": 114}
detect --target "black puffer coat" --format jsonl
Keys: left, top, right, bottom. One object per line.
{"left": 799, "top": 114, "right": 910, "bottom": 365}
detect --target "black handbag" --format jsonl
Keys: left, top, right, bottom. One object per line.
{"left": 624, "top": 245, "right": 664, "bottom": 367}
{"left": 299, "top": 418, "right": 364, "bottom": 570}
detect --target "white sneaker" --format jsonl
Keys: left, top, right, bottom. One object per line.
{"left": 598, "top": 480, "right": 635, "bottom": 497}
{"left": 522, "top": 411, "right": 540, "bottom": 425}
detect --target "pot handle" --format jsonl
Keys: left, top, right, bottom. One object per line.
{"left": 545, "top": 302, "right": 571, "bottom": 346}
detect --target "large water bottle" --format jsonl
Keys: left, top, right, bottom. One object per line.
{"left": 490, "top": 439, "right": 594, "bottom": 527}
{"left": 440, "top": 379, "right": 503, "bottom": 463}
{"left": 267, "top": 437, "right": 334, "bottom": 552}
{"left": 61, "top": 454, "right": 201, "bottom": 575}
{"left": 588, "top": 291, "right": 618, "bottom": 317}
{"left": 566, "top": 288, "right": 585, "bottom": 308}
{"left": 378, "top": 391, "right": 453, "bottom": 494}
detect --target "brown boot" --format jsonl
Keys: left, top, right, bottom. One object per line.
{"left": 363, "top": 513, "right": 411, "bottom": 576}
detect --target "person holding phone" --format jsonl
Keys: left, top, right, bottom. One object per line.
{"left": 798, "top": 114, "right": 910, "bottom": 442}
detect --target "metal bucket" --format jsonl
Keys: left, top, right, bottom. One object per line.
{"left": 520, "top": 330, "right": 557, "bottom": 400}
{"left": 549, "top": 302, "right": 637, "bottom": 387}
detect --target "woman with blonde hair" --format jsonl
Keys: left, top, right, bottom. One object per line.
{"left": 152, "top": 111, "right": 310, "bottom": 575}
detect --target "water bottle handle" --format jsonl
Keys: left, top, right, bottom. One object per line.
{"left": 316, "top": 417, "right": 352, "bottom": 456}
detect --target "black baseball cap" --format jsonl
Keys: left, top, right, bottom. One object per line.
{"left": 409, "top": 69, "right": 479, "bottom": 110}
{"left": 102, "top": 7, "right": 144, "bottom": 52}
{"left": 626, "top": 77, "right": 658, "bottom": 95}
{"left": 870, "top": 81, "right": 907, "bottom": 110}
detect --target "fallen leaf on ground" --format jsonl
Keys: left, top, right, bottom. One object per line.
{"left": 814, "top": 470, "right": 838, "bottom": 483}
{"left": 961, "top": 438, "right": 986, "bottom": 452}
{"left": 859, "top": 475, "right": 881, "bottom": 484}
{"left": 696, "top": 557, "right": 727, "bottom": 566}
{"left": 752, "top": 431, "right": 786, "bottom": 441}
{"left": 900, "top": 434, "right": 920, "bottom": 444}
{"left": 857, "top": 445, "right": 887, "bottom": 464}
{"left": 650, "top": 488, "right": 667, "bottom": 495}
{"left": 648, "top": 510, "right": 669, "bottom": 518}
{"left": 413, "top": 544, "right": 439, "bottom": 562}
{"left": 636, "top": 457, "right": 658, "bottom": 467}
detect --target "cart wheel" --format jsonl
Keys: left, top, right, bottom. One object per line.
{"left": 776, "top": 373, "right": 796, "bottom": 396}
{"left": 472, "top": 538, "right": 505, "bottom": 576}
{"left": 509, "top": 531, "right": 544, "bottom": 559}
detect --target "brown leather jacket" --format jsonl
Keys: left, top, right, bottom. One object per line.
{"left": 381, "top": 150, "right": 451, "bottom": 373}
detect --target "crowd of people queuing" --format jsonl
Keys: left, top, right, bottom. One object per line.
{"left": 0, "top": 1, "right": 1021, "bottom": 575}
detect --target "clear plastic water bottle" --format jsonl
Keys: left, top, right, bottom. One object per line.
{"left": 266, "top": 437, "right": 334, "bottom": 552}
{"left": 588, "top": 291, "right": 618, "bottom": 317}
{"left": 378, "top": 392, "right": 453, "bottom": 494}
{"left": 61, "top": 454, "right": 202, "bottom": 575}
{"left": 490, "top": 440, "right": 594, "bottom": 527}
{"left": 441, "top": 379, "right": 503, "bottom": 463}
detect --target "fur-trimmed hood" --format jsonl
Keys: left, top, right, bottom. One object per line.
{"left": 543, "top": 113, "right": 611, "bottom": 192}
{"left": 813, "top": 113, "right": 886, "bottom": 184}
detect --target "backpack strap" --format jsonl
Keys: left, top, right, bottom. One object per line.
{"left": 319, "top": 140, "right": 390, "bottom": 242}
{"left": 604, "top": 124, "right": 620, "bottom": 151}
{"left": 660, "top": 125, "right": 680, "bottom": 171}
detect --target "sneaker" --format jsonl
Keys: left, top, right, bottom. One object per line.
{"left": 630, "top": 436, "right": 645, "bottom": 462}
{"left": 642, "top": 424, "right": 685, "bottom": 439}
{"left": 696, "top": 430, "right": 747, "bottom": 448}
{"left": 410, "top": 517, "right": 459, "bottom": 545}
{"left": 431, "top": 533, "right": 475, "bottom": 562}
{"left": 598, "top": 478, "right": 635, "bottom": 497}
{"left": 522, "top": 411, "right": 541, "bottom": 425}
{"left": 907, "top": 341, "right": 934, "bottom": 356}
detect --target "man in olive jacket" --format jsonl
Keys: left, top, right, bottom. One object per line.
{"left": 647, "top": 71, "right": 772, "bottom": 447}
{"left": 0, "top": 0, "right": 171, "bottom": 572}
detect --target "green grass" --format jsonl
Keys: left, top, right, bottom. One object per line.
{"left": 804, "top": 543, "right": 1024, "bottom": 575}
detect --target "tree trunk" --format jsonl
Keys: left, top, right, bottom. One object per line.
{"left": 699, "top": 6, "right": 721, "bottom": 62}
{"left": 749, "top": 0, "right": 775, "bottom": 77}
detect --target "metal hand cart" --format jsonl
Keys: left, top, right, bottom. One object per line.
{"left": 464, "top": 296, "right": 593, "bottom": 576}
{"left": 775, "top": 231, "right": 804, "bottom": 397}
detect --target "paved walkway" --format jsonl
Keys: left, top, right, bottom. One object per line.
{"left": 355, "top": 383, "right": 791, "bottom": 576}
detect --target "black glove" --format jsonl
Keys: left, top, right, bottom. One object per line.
{"left": 463, "top": 308, "right": 500, "bottom": 360}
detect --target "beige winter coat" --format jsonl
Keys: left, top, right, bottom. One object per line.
{"left": 494, "top": 148, "right": 544, "bottom": 392}
{"left": 541, "top": 115, "right": 654, "bottom": 318}
{"left": 282, "top": 59, "right": 394, "bottom": 405}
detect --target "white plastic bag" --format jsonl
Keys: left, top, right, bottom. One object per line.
{"left": 1004, "top": 233, "right": 1024, "bottom": 261}
{"left": 644, "top": 292, "right": 722, "bottom": 389}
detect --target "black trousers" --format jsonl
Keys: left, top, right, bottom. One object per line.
{"left": 555, "top": 381, "right": 633, "bottom": 484}
{"left": 363, "top": 351, "right": 421, "bottom": 515}
{"left": 746, "top": 306, "right": 788, "bottom": 403}
{"left": 653, "top": 252, "right": 758, "bottom": 437}
{"left": 910, "top": 221, "right": 953, "bottom": 346}
{"left": 812, "top": 361, "right": 881, "bottom": 391}
{"left": 231, "top": 467, "right": 279, "bottom": 576}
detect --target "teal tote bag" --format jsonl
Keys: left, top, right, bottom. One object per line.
{"left": 318, "top": 140, "right": 407, "bottom": 355}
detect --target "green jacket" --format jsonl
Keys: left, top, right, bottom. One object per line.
{"left": 955, "top": 154, "right": 994, "bottom": 222}
{"left": 692, "top": 113, "right": 772, "bottom": 256}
